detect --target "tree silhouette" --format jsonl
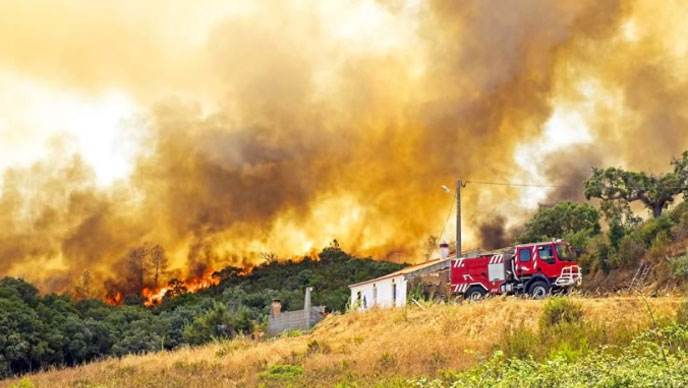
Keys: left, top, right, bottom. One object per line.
{"left": 127, "top": 246, "right": 148, "bottom": 296}
{"left": 585, "top": 151, "right": 688, "bottom": 219}
{"left": 73, "top": 270, "right": 92, "bottom": 300}
{"left": 149, "top": 244, "right": 169, "bottom": 288}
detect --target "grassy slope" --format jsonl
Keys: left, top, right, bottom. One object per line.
{"left": 2, "top": 297, "right": 681, "bottom": 388}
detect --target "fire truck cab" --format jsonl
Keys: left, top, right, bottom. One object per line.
{"left": 450, "top": 240, "right": 581, "bottom": 299}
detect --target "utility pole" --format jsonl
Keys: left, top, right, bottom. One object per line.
{"left": 456, "top": 179, "right": 463, "bottom": 257}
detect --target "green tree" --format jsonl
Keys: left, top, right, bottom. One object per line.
{"left": 182, "top": 303, "right": 234, "bottom": 345}
{"left": 517, "top": 201, "right": 601, "bottom": 243}
{"left": 584, "top": 151, "right": 688, "bottom": 219}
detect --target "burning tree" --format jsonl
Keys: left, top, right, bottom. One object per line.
{"left": 72, "top": 270, "right": 92, "bottom": 300}
{"left": 149, "top": 244, "right": 169, "bottom": 288}
{"left": 127, "top": 246, "right": 149, "bottom": 296}
{"left": 165, "top": 278, "right": 188, "bottom": 299}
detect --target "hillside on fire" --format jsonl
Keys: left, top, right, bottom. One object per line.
{"left": 5, "top": 0, "right": 688, "bottom": 387}
{"left": 4, "top": 181, "right": 688, "bottom": 382}
{"left": 1, "top": 0, "right": 688, "bottom": 303}
{"left": 0, "top": 246, "right": 405, "bottom": 378}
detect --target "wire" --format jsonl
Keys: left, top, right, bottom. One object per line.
{"left": 436, "top": 193, "right": 455, "bottom": 243}
{"left": 465, "top": 180, "right": 576, "bottom": 188}
{"left": 464, "top": 180, "right": 688, "bottom": 190}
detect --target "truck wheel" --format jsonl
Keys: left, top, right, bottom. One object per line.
{"left": 529, "top": 281, "right": 550, "bottom": 299}
{"left": 465, "top": 286, "right": 486, "bottom": 301}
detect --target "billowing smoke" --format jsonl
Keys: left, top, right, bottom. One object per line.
{"left": 2, "top": 0, "right": 688, "bottom": 296}
{"left": 544, "top": 145, "right": 605, "bottom": 203}
{"left": 477, "top": 216, "right": 511, "bottom": 251}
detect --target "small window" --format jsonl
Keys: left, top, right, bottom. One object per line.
{"left": 519, "top": 249, "right": 532, "bottom": 262}
{"left": 556, "top": 244, "right": 575, "bottom": 261}
{"left": 373, "top": 284, "right": 377, "bottom": 305}
{"left": 539, "top": 246, "right": 555, "bottom": 262}
{"left": 392, "top": 281, "right": 397, "bottom": 303}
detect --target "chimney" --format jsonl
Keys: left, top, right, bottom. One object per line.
{"left": 271, "top": 298, "right": 282, "bottom": 317}
{"left": 439, "top": 241, "right": 450, "bottom": 259}
{"left": 304, "top": 287, "right": 313, "bottom": 327}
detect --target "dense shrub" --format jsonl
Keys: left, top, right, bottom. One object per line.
{"left": 259, "top": 364, "right": 304, "bottom": 381}
{"left": 617, "top": 234, "right": 646, "bottom": 269}
{"left": 669, "top": 253, "right": 688, "bottom": 282}
{"left": 677, "top": 300, "right": 688, "bottom": 324}
{"left": 540, "top": 297, "right": 583, "bottom": 327}
{"left": 499, "top": 325, "right": 540, "bottom": 360}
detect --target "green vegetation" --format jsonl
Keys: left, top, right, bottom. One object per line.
{"left": 670, "top": 253, "right": 688, "bottom": 282}
{"left": 413, "top": 323, "right": 688, "bottom": 388}
{"left": 412, "top": 297, "right": 688, "bottom": 388}
{"left": 1, "top": 297, "right": 681, "bottom": 388}
{"left": 259, "top": 364, "right": 305, "bottom": 381}
{"left": 514, "top": 190, "right": 688, "bottom": 275}
{"left": 517, "top": 201, "right": 601, "bottom": 249}
{"left": 500, "top": 297, "right": 632, "bottom": 362}
{"left": 574, "top": 201, "right": 688, "bottom": 274}
{"left": 0, "top": 245, "right": 404, "bottom": 378}
{"left": 539, "top": 297, "right": 583, "bottom": 327}
{"left": 509, "top": 151, "right": 688, "bottom": 279}
{"left": 7, "top": 378, "right": 34, "bottom": 388}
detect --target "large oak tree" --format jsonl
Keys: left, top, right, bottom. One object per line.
{"left": 585, "top": 151, "right": 688, "bottom": 219}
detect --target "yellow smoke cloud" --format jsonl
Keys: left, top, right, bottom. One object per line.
{"left": 1, "top": 0, "right": 687, "bottom": 295}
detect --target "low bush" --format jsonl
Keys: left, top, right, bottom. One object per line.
{"left": 497, "top": 298, "right": 640, "bottom": 364}
{"left": 8, "top": 379, "right": 34, "bottom": 388}
{"left": 617, "top": 234, "right": 646, "bottom": 268}
{"left": 499, "top": 325, "right": 540, "bottom": 360}
{"left": 259, "top": 364, "right": 305, "bottom": 381}
{"left": 646, "top": 232, "right": 672, "bottom": 262}
{"left": 669, "top": 253, "right": 688, "bottom": 282}
{"left": 677, "top": 300, "right": 688, "bottom": 324}
{"left": 540, "top": 297, "right": 583, "bottom": 327}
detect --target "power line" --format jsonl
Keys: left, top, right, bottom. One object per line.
{"left": 436, "top": 192, "right": 455, "bottom": 243}
{"left": 465, "top": 180, "right": 688, "bottom": 190}
{"left": 465, "top": 180, "right": 576, "bottom": 188}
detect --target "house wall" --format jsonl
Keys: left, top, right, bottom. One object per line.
{"left": 349, "top": 275, "right": 407, "bottom": 311}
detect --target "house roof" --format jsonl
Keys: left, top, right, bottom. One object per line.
{"left": 348, "top": 257, "right": 452, "bottom": 288}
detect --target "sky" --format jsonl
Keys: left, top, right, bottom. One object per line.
{"left": 1, "top": 0, "right": 688, "bottom": 294}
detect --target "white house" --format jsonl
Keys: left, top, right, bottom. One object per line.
{"left": 348, "top": 258, "right": 451, "bottom": 310}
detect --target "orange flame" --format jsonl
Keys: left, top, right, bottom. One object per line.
{"left": 142, "top": 269, "right": 220, "bottom": 306}
{"left": 105, "top": 291, "right": 122, "bottom": 305}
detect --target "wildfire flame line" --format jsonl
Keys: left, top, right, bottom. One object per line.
{"left": 104, "top": 269, "right": 221, "bottom": 306}
{"left": 143, "top": 269, "right": 220, "bottom": 306}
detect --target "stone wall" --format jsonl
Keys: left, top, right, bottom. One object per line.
{"left": 266, "top": 306, "right": 325, "bottom": 337}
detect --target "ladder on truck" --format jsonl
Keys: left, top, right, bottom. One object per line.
{"left": 627, "top": 262, "right": 650, "bottom": 292}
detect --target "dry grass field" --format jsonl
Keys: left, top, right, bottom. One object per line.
{"left": 2, "top": 296, "right": 682, "bottom": 388}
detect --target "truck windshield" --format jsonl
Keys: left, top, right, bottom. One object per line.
{"left": 556, "top": 244, "right": 575, "bottom": 261}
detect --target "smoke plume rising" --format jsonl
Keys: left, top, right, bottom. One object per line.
{"left": 1, "top": 0, "right": 688, "bottom": 296}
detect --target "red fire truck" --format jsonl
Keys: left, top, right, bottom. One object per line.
{"left": 451, "top": 240, "right": 581, "bottom": 299}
